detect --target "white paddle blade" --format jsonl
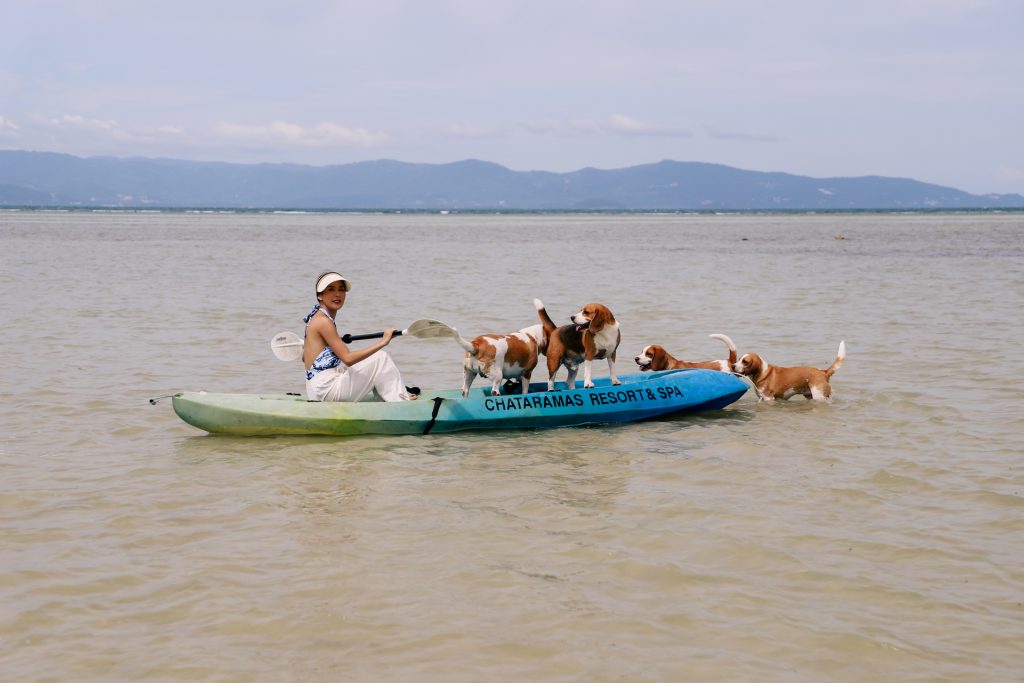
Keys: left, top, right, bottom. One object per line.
{"left": 404, "top": 319, "right": 458, "bottom": 339}
{"left": 271, "top": 331, "right": 303, "bottom": 362}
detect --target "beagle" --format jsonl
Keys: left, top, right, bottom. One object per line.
{"left": 534, "top": 299, "right": 621, "bottom": 390}
{"left": 635, "top": 334, "right": 737, "bottom": 372}
{"left": 457, "top": 324, "right": 544, "bottom": 396}
{"left": 732, "top": 341, "right": 846, "bottom": 401}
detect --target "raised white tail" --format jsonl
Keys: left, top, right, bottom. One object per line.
{"left": 534, "top": 298, "right": 557, "bottom": 334}
{"left": 456, "top": 335, "right": 477, "bottom": 354}
{"left": 709, "top": 333, "right": 737, "bottom": 365}
{"left": 825, "top": 340, "right": 846, "bottom": 378}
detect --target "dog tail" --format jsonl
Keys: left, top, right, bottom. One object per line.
{"left": 709, "top": 334, "right": 737, "bottom": 365}
{"left": 456, "top": 334, "right": 477, "bottom": 355}
{"left": 534, "top": 298, "right": 557, "bottom": 335}
{"left": 824, "top": 340, "right": 846, "bottom": 378}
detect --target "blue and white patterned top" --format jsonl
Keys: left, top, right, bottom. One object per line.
{"left": 303, "top": 305, "right": 343, "bottom": 380}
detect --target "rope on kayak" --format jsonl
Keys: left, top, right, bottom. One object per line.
{"left": 148, "top": 394, "right": 175, "bottom": 405}
{"left": 423, "top": 396, "right": 445, "bottom": 434}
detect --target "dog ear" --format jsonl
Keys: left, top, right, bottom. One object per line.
{"left": 600, "top": 305, "right": 615, "bottom": 327}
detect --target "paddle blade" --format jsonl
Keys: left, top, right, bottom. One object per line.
{"left": 404, "top": 319, "right": 458, "bottom": 339}
{"left": 270, "top": 331, "right": 303, "bottom": 362}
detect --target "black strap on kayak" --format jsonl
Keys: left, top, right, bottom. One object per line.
{"left": 423, "top": 396, "right": 445, "bottom": 434}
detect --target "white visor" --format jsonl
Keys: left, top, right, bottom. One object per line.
{"left": 316, "top": 272, "right": 352, "bottom": 293}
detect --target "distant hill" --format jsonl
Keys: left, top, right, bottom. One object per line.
{"left": 1, "top": 150, "right": 1021, "bottom": 210}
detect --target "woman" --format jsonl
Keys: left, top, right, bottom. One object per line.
{"left": 303, "top": 271, "right": 417, "bottom": 402}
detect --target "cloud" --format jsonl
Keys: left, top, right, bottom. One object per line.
{"left": 213, "top": 120, "right": 389, "bottom": 147}
{"left": 518, "top": 120, "right": 561, "bottom": 136}
{"left": 601, "top": 114, "right": 692, "bottom": 138}
{"left": 442, "top": 122, "right": 508, "bottom": 139}
{"left": 0, "top": 115, "right": 19, "bottom": 131}
{"left": 705, "top": 126, "right": 782, "bottom": 142}
{"left": 53, "top": 113, "right": 120, "bottom": 132}
{"left": 527, "top": 115, "right": 692, "bottom": 139}
{"left": 42, "top": 114, "right": 188, "bottom": 143}
{"left": 45, "top": 113, "right": 142, "bottom": 142}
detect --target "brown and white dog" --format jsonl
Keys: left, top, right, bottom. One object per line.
{"left": 634, "top": 334, "right": 737, "bottom": 372}
{"left": 534, "top": 298, "right": 621, "bottom": 390}
{"left": 732, "top": 341, "right": 847, "bottom": 401}
{"left": 457, "top": 324, "right": 545, "bottom": 396}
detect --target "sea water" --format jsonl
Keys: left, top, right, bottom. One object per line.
{"left": 1, "top": 210, "right": 1022, "bottom": 682}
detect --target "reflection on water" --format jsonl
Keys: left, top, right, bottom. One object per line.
{"left": 1, "top": 211, "right": 1022, "bottom": 682}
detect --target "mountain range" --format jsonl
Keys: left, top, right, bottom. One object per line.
{"left": 1, "top": 150, "right": 1021, "bottom": 210}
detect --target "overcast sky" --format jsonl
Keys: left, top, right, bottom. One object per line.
{"left": 2, "top": 0, "right": 1022, "bottom": 194}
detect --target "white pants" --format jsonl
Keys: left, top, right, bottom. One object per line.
{"left": 305, "top": 351, "right": 413, "bottom": 402}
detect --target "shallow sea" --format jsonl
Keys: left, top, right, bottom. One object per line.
{"left": 1, "top": 210, "right": 1022, "bottom": 682}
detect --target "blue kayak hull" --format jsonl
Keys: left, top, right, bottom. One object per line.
{"left": 172, "top": 369, "right": 748, "bottom": 436}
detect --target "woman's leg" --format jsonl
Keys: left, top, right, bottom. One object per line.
{"left": 344, "top": 352, "right": 413, "bottom": 402}
{"left": 308, "top": 365, "right": 369, "bottom": 402}
{"left": 370, "top": 351, "right": 414, "bottom": 401}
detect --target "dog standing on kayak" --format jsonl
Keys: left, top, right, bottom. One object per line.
{"left": 457, "top": 325, "right": 545, "bottom": 396}
{"left": 534, "top": 298, "right": 621, "bottom": 391}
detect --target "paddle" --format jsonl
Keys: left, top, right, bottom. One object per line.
{"left": 270, "top": 319, "right": 458, "bottom": 362}
{"left": 270, "top": 332, "right": 304, "bottom": 362}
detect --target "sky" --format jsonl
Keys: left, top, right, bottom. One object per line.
{"left": 2, "top": 0, "right": 1022, "bottom": 195}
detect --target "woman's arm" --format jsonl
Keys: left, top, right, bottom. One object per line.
{"left": 313, "top": 316, "right": 396, "bottom": 367}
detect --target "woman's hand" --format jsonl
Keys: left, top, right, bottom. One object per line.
{"left": 381, "top": 327, "right": 397, "bottom": 344}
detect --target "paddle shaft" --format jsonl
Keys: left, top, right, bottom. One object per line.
{"left": 342, "top": 329, "right": 404, "bottom": 343}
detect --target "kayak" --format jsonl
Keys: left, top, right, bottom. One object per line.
{"left": 171, "top": 369, "right": 748, "bottom": 437}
